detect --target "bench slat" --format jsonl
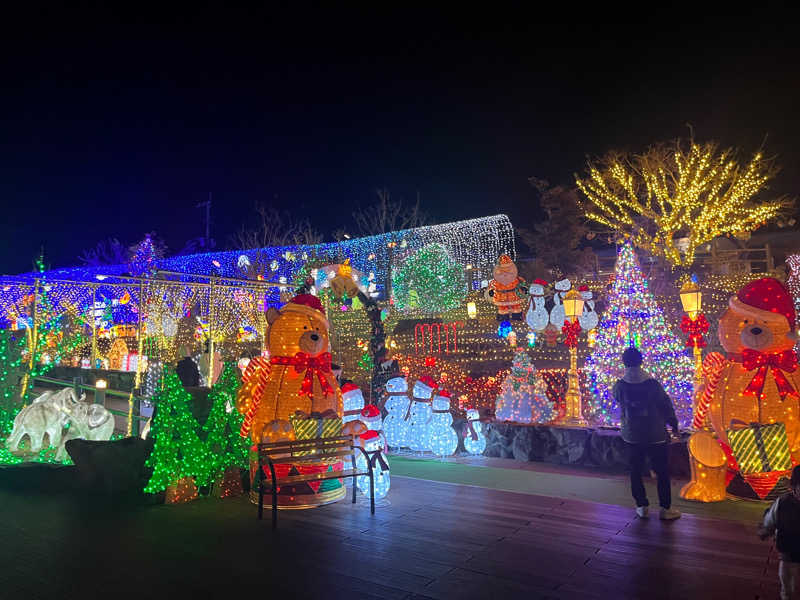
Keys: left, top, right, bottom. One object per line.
{"left": 260, "top": 468, "right": 368, "bottom": 488}
{"left": 266, "top": 449, "right": 358, "bottom": 465}
{"left": 258, "top": 435, "right": 353, "bottom": 451}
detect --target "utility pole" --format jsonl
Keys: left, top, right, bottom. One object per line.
{"left": 196, "top": 192, "right": 212, "bottom": 248}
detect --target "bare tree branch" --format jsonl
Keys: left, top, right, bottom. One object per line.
{"left": 352, "top": 188, "right": 429, "bottom": 236}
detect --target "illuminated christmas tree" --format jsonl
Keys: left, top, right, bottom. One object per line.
{"left": 585, "top": 240, "right": 694, "bottom": 426}
{"left": 0, "top": 330, "right": 25, "bottom": 436}
{"left": 203, "top": 363, "right": 247, "bottom": 478}
{"left": 129, "top": 233, "right": 163, "bottom": 277}
{"left": 392, "top": 243, "right": 466, "bottom": 313}
{"left": 495, "top": 351, "right": 554, "bottom": 424}
{"left": 144, "top": 370, "right": 213, "bottom": 494}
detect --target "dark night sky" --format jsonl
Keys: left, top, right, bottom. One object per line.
{"left": 1, "top": 12, "right": 799, "bottom": 274}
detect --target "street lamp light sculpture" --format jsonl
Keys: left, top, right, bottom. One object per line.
{"left": 679, "top": 278, "right": 709, "bottom": 426}
{"left": 558, "top": 289, "right": 588, "bottom": 426}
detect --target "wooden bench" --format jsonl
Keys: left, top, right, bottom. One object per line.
{"left": 256, "top": 434, "right": 382, "bottom": 528}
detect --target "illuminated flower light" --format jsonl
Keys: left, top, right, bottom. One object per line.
{"left": 584, "top": 240, "right": 694, "bottom": 426}
{"left": 497, "top": 321, "right": 512, "bottom": 339}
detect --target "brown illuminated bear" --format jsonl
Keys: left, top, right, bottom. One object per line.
{"left": 682, "top": 278, "right": 800, "bottom": 502}
{"left": 236, "top": 294, "right": 343, "bottom": 443}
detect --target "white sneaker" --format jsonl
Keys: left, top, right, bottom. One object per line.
{"left": 635, "top": 506, "right": 649, "bottom": 518}
{"left": 659, "top": 508, "right": 681, "bottom": 520}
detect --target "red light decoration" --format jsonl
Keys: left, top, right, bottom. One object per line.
{"left": 680, "top": 313, "right": 710, "bottom": 348}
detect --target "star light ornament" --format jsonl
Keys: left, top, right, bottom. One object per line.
{"left": 584, "top": 240, "right": 694, "bottom": 426}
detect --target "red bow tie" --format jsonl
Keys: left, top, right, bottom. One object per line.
{"left": 272, "top": 352, "right": 334, "bottom": 399}
{"left": 733, "top": 349, "right": 799, "bottom": 402}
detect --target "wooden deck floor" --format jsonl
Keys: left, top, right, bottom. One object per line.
{"left": 0, "top": 474, "right": 777, "bottom": 599}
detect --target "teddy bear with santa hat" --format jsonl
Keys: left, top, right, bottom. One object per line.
{"left": 682, "top": 277, "right": 800, "bottom": 502}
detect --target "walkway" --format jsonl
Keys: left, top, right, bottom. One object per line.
{"left": 0, "top": 474, "right": 777, "bottom": 599}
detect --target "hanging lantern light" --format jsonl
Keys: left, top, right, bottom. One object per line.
{"left": 562, "top": 289, "right": 585, "bottom": 323}
{"left": 467, "top": 301, "right": 477, "bottom": 319}
{"left": 679, "top": 280, "right": 702, "bottom": 319}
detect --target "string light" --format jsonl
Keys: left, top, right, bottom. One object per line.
{"left": 203, "top": 363, "right": 248, "bottom": 484}
{"left": 576, "top": 140, "right": 787, "bottom": 267}
{"left": 428, "top": 389, "right": 458, "bottom": 456}
{"left": 392, "top": 243, "right": 467, "bottom": 313}
{"left": 144, "top": 369, "right": 215, "bottom": 494}
{"left": 584, "top": 240, "right": 694, "bottom": 426}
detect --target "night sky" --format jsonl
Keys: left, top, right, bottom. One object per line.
{"left": 1, "top": 13, "right": 798, "bottom": 274}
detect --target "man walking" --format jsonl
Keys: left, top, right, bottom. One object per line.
{"left": 613, "top": 347, "right": 681, "bottom": 520}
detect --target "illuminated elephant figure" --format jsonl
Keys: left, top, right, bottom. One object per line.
{"left": 6, "top": 388, "right": 83, "bottom": 453}
{"left": 56, "top": 402, "right": 116, "bottom": 461}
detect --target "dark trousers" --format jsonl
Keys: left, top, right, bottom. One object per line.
{"left": 627, "top": 441, "right": 671, "bottom": 509}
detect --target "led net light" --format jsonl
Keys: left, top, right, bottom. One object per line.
{"left": 8, "top": 214, "right": 515, "bottom": 293}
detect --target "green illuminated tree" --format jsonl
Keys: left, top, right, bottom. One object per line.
{"left": 0, "top": 330, "right": 26, "bottom": 436}
{"left": 203, "top": 363, "right": 247, "bottom": 477}
{"left": 144, "top": 370, "right": 213, "bottom": 493}
{"left": 391, "top": 243, "right": 466, "bottom": 313}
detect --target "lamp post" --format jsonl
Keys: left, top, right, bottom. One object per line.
{"left": 679, "top": 279, "right": 708, "bottom": 425}
{"left": 558, "top": 289, "right": 588, "bottom": 426}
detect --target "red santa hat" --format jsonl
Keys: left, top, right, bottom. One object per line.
{"left": 282, "top": 293, "right": 329, "bottom": 327}
{"left": 731, "top": 277, "right": 796, "bottom": 330}
{"left": 578, "top": 285, "right": 589, "bottom": 292}
{"left": 419, "top": 375, "right": 438, "bottom": 389}
{"left": 436, "top": 389, "right": 451, "bottom": 398}
{"left": 360, "top": 430, "right": 379, "bottom": 442}
{"left": 533, "top": 278, "right": 549, "bottom": 286}
{"left": 360, "top": 404, "right": 380, "bottom": 418}
{"left": 341, "top": 382, "right": 360, "bottom": 396}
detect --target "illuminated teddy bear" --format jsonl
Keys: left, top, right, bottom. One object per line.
{"left": 236, "top": 294, "right": 343, "bottom": 443}
{"left": 682, "top": 278, "right": 800, "bottom": 502}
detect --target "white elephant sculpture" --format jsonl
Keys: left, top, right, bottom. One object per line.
{"left": 56, "top": 403, "right": 116, "bottom": 461}
{"left": 6, "top": 388, "right": 83, "bottom": 453}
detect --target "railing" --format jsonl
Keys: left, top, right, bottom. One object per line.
{"left": 693, "top": 244, "right": 774, "bottom": 274}
{"left": 32, "top": 375, "right": 148, "bottom": 437}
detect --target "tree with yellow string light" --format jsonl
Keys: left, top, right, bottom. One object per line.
{"left": 575, "top": 137, "right": 791, "bottom": 268}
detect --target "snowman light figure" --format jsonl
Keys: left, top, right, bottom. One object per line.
{"left": 407, "top": 375, "right": 437, "bottom": 451}
{"left": 382, "top": 376, "right": 410, "bottom": 449}
{"left": 428, "top": 389, "right": 458, "bottom": 456}
{"left": 526, "top": 278, "right": 550, "bottom": 332}
{"left": 463, "top": 409, "right": 486, "bottom": 455}
{"left": 549, "top": 278, "right": 572, "bottom": 327}
{"left": 341, "top": 382, "right": 365, "bottom": 425}
{"left": 360, "top": 404, "right": 387, "bottom": 451}
{"left": 577, "top": 285, "right": 599, "bottom": 331}
{"left": 356, "top": 430, "right": 390, "bottom": 500}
